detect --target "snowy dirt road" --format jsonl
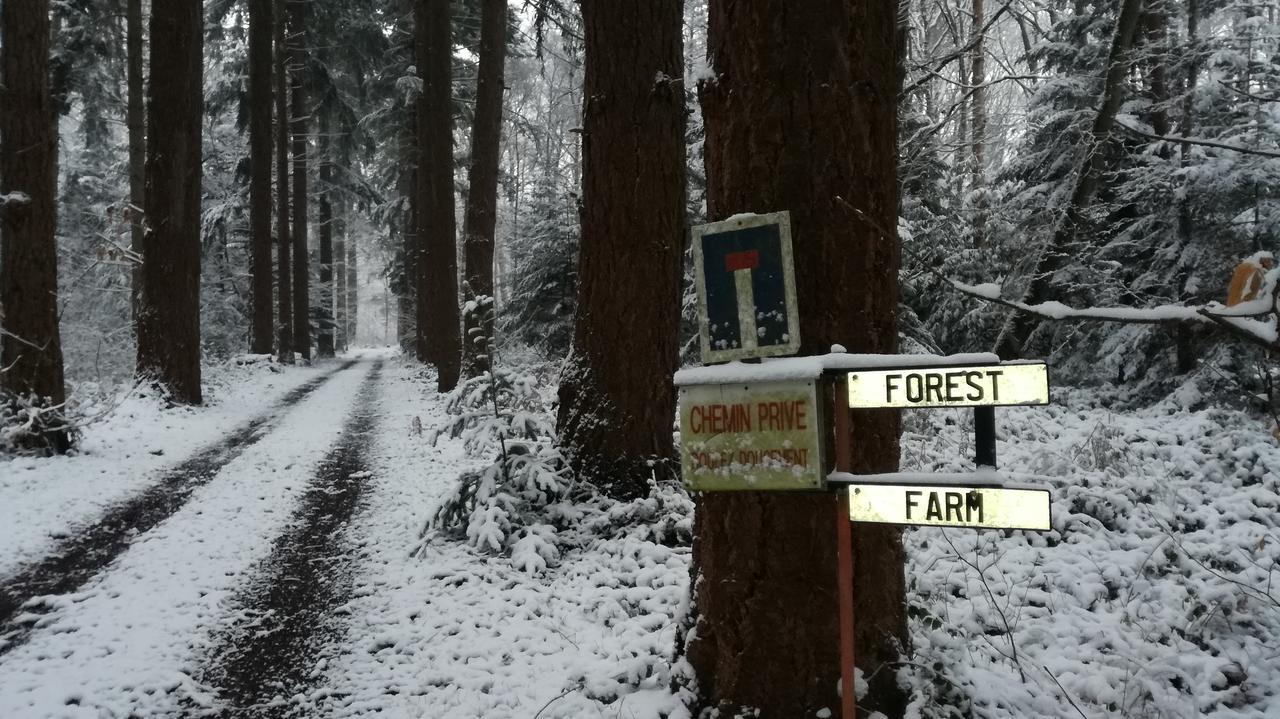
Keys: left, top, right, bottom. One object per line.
{"left": 0, "top": 351, "right": 688, "bottom": 719}
{"left": 0, "top": 354, "right": 396, "bottom": 717}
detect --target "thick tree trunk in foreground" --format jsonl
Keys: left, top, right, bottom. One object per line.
{"left": 290, "top": 0, "right": 311, "bottom": 361}
{"left": 249, "top": 0, "right": 275, "bottom": 354}
{"left": 275, "top": 0, "right": 294, "bottom": 364}
{"left": 555, "top": 0, "right": 685, "bottom": 501}
{"left": 1, "top": 0, "right": 70, "bottom": 452}
{"left": 461, "top": 0, "right": 507, "bottom": 377}
{"left": 687, "top": 1, "right": 906, "bottom": 716}
{"left": 137, "top": 0, "right": 203, "bottom": 405}
{"left": 126, "top": 0, "right": 145, "bottom": 324}
{"left": 316, "top": 110, "right": 335, "bottom": 358}
{"left": 415, "top": 0, "right": 461, "bottom": 390}
{"left": 992, "top": 0, "right": 1145, "bottom": 359}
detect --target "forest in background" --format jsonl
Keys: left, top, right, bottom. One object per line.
{"left": 5, "top": 0, "right": 1277, "bottom": 424}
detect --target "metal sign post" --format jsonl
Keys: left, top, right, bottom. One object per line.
{"left": 845, "top": 361, "right": 1049, "bottom": 470}
{"left": 834, "top": 379, "right": 857, "bottom": 719}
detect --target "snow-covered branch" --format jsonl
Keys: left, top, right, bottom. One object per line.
{"left": 948, "top": 273, "right": 1280, "bottom": 351}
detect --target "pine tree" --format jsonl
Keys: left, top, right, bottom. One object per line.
{"left": 125, "top": 0, "right": 144, "bottom": 324}
{"left": 1, "top": 0, "right": 71, "bottom": 452}
{"left": 415, "top": 0, "right": 461, "bottom": 390}
{"left": 316, "top": 107, "right": 336, "bottom": 358}
{"left": 554, "top": 0, "right": 685, "bottom": 501}
{"left": 461, "top": 0, "right": 507, "bottom": 377}
{"left": 687, "top": 0, "right": 907, "bottom": 714}
{"left": 249, "top": 0, "right": 275, "bottom": 354}
{"left": 136, "top": 0, "right": 203, "bottom": 404}
{"left": 275, "top": 0, "right": 295, "bottom": 364}
{"left": 290, "top": 0, "right": 311, "bottom": 361}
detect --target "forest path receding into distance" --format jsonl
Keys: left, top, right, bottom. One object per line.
{"left": 0, "top": 359, "right": 358, "bottom": 656}
{"left": 0, "top": 353, "right": 414, "bottom": 719}
{"left": 197, "top": 361, "right": 384, "bottom": 718}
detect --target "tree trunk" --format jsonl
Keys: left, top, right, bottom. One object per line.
{"left": 136, "top": 0, "right": 203, "bottom": 405}
{"left": 126, "top": 0, "right": 145, "bottom": 326}
{"left": 555, "top": 0, "right": 684, "bottom": 501}
{"left": 1, "top": 0, "right": 70, "bottom": 452}
{"left": 334, "top": 135, "right": 348, "bottom": 353}
{"left": 399, "top": 164, "right": 416, "bottom": 353}
{"left": 316, "top": 109, "right": 335, "bottom": 358}
{"left": 970, "top": 0, "right": 988, "bottom": 247}
{"left": 347, "top": 216, "right": 358, "bottom": 345}
{"left": 1174, "top": 0, "right": 1200, "bottom": 373}
{"left": 249, "top": 0, "right": 275, "bottom": 354}
{"left": 290, "top": 0, "right": 311, "bottom": 361}
{"left": 461, "top": 0, "right": 507, "bottom": 377}
{"left": 275, "top": 0, "right": 294, "bottom": 364}
{"left": 688, "top": 1, "right": 906, "bottom": 716}
{"left": 992, "top": 0, "right": 1146, "bottom": 360}
{"left": 415, "top": 0, "right": 461, "bottom": 391}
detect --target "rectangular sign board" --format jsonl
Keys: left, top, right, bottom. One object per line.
{"left": 847, "top": 483, "right": 1051, "bottom": 531}
{"left": 847, "top": 362, "right": 1049, "bottom": 409}
{"left": 679, "top": 379, "right": 824, "bottom": 491}
{"left": 692, "top": 211, "right": 802, "bottom": 364}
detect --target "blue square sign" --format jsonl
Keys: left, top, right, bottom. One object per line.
{"left": 692, "top": 211, "right": 801, "bottom": 364}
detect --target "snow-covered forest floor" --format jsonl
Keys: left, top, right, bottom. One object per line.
{"left": 1, "top": 350, "right": 1278, "bottom": 718}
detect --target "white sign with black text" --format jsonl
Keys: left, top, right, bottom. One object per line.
{"left": 846, "top": 362, "right": 1049, "bottom": 409}
{"left": 847, "top": 483, "right": 1051, "bottom": 531}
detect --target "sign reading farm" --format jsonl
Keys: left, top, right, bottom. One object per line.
{"left": 679, "top": 379, "right": 824, "bottom": 492}
{"left": 847, "top": 482, "right": 1051, "bottom": 531}
{"left": 846, "top": 361, "right": 1049, "bottom": 409}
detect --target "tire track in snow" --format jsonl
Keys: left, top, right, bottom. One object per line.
{"left": 197, "top": 361, "right": 383, "bottom": 718}
{"left": 0, "top": 359, "right": 359, "bottom": 655}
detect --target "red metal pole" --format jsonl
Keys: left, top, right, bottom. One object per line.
{"left": 835, "top": 379, "right": 856, "bottom": 719}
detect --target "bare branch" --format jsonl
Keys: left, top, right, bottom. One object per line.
{"left": 1115, "top": 119, "right": 1280, "bottom": 159}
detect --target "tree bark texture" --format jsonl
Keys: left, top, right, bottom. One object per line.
{"left": 275, "top": 0, "right": 294, "bottom": 364}
{"left": 316, "top": 110, "right": 335, "bottom": 358}
{"left": 970, "top": 0, "right": 988, "bottom": 247}
{"left": 461, "top": 0, "right": 507, "bottom": 377}
{"left": 290, "top": 0, "right": 311, "bottom": 361}
{"left": 399, "top": 164, "right": 416, "bottom": 353}
{"left": 347, "top": 216, "right": 358, "bottom": 345}
{"left": 136, "top": 0, "right": 203, "bottom": 405}
{"left": 126, "top": 0, "right": 145, "bottom": 325}
{"left": 415, "top": 0, "right": 461, "bottom": 391}
{"left": 1, "top": 0, "right": 70, "bottom": 451}
{"left": 334, "top": 135, "right": 349, "bottom": 352}
{"left": 554, "top": 0, "right": 685, "bottom": 501}
{"left": 249, "top": 0, "right": 275, "bottom": 354}
{"left": 992, "top": 0, "right": 1145, "bottom": 359}
{"left": 688, "top": 1, "right": 906, "bottom": 716}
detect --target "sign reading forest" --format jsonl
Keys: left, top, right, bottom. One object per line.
{"left": 846, "top": 482, "right": 1051, "bottom": 531}
{"left": 692, "top": 211, "right": 802, "bottom": 364}
{"left": 846, "top": 361, "right": 1049, "bottom": 409}
{"left": 679, "top": 379, "right": 824, "bottom": 491}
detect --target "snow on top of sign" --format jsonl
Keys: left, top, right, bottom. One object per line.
{"left": 827, "top": 469, "right": 1050, "bottom": 492}
{"left": 673, "top": 351, "right": 1002, "bottom": 386}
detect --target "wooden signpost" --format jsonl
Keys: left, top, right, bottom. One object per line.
{"left": 677, "top": 211, "right": 1059, "bottom": 719}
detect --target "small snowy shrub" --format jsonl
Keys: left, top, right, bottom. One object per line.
{"left": 0, "top": 392, "right": 77, "bottom": 455}
{"left": 421, "top": 296, "right": 579, "bottom": 565}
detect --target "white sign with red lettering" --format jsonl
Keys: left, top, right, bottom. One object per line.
{"left": 679, "top": 379, "right": 825, "bottom": 491}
